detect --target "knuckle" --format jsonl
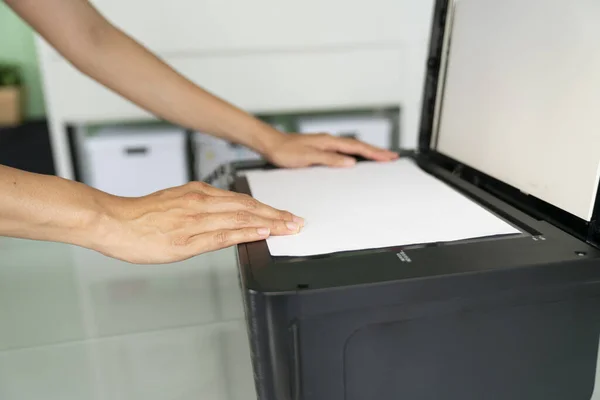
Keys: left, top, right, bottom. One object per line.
{"left": 240, "top": 197, "right": 259, "bottom": 210}
{"left": 274, "top": 219, "right": 287, "bottom": 230}
{"left": 182, "top": 191, "right": 205, "bottom": 203}
{"left": 214, "top": 231, "right": 230, "bottom": 245}
{"left": 234, "top": 211, "right": 252, "bottom": 224}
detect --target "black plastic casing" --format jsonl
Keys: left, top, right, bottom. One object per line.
{"left": 231, "top": 1, "right": 600, "bottom": 399}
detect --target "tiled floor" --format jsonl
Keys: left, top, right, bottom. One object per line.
{"left": 0, "top": 238, "right": 256, "bottom": 400}
{"left": 0, "top": 238, "right": 599, "bottom": 399}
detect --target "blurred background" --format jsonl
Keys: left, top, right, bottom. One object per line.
{"left": 0, "top": 1, "right": 435, "bottom": 399}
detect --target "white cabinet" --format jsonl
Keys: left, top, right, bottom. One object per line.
{"left": 83, "top": 126, "right": 188, "bottom": 197}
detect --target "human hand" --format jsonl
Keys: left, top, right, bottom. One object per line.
{"left": 92, "top": 182, "right": 303, "bottom": 264}
{"left": 264, "top": 133, "right": 399, "bottom": 168}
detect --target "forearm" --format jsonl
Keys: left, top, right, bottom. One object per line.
{"left": 6, "top": 0, "right": 285, "bottom": 155}
{"left": 0, "top": 165, "right": 109, "bottom": 248}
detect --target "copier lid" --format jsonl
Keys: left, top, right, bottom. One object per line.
{"left": 425, "top": 0, "right": 600, "bottom": 222}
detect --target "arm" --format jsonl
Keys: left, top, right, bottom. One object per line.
{"left": 6, "top": 0, "right": 398, "bottom": 167}
{"left": 0, "top": 164, "right": 302, "bottom": 264}
{"left": 0, "top": 164, "right": 108, "bottom": 248}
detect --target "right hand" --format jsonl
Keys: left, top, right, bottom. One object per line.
{"left": 92, "top": 181, "right": 303, "bottom": 264}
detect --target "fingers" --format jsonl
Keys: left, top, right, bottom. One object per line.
{"left": 113, "top": 181, "right": 306, "bottom": 263}
{"left": 304, "top": 134, "right": 397, "bottom": 162}
{"left": 172, "top": 181, "right": 245, "bottom": 198}
{"left": 183, "top": 207, "right": 305, "bottom": 257}
{"left": 174, "top": 182, "right": 304, "bottom": 225}
{"left": 189, "top": 211, "right": 302, "bottom": 236}
{"left": 321, "top": 136, "right": 398, "bottom": 161}
{"left": 190, "top": 228, "right": 272, "bottom": 253}
{"left": 302, "top": 149, "right": 357, "bottom": 168}
{"left": 192, "top": 183, "right": 242, "bottom": 198}
{"left": 190, "top": 193, "right": 304, "bottom": 225}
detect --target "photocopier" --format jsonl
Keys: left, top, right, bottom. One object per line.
{"left": 226, "top": 0, "right": 600, "bottom": 398}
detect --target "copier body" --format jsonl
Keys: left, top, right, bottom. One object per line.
{"left": 231, "top": 0, "right": 600, "bottom": 399}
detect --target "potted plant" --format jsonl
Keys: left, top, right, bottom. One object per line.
{"left": 0, "top": 63, "right": 22, "bottom": 127}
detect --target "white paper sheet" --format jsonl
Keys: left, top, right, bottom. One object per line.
{"left": 245, "top": 159, "right": 520, "bottom": 256}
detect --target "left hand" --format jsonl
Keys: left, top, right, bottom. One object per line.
{"left": 265, "top": 133, "right": 399, "bottom": 168}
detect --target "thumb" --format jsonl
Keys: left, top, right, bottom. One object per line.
{"left": 307, "top": 150, "right": 356, "bottom": 168}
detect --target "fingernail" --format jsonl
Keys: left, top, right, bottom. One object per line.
{"left": 257, "top": 228, "right": 270, "bottom": 236}
{"left": 286, "top": 221, "right": 299, "bottom": 231}
{"left": 342, "top": 158, "right": 356, "bottom": 167}
{"left": 293, "top": 216, "right": 305, "bottom": 226}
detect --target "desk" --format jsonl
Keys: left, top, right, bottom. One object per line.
{"left": 0, "top": 238, "right": 254, "bottom": 400}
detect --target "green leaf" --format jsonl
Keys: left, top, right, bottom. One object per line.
{"left": 0, "top": 63, "right": 22, "bottom": 87}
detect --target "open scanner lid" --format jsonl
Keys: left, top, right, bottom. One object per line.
{"left": 419, "top": 0, "right": 600, "bottom": 243}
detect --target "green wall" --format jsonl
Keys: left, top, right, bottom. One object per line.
{"left": 0, "top": 2, "right": 46, "bottom": 119}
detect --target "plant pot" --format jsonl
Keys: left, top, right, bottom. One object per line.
{"left": 0, "top": 86, "right": 22, "bottom": 127}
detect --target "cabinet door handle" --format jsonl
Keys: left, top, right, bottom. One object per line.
{"left": 124, "top": 146, "right": 149, "bottom": 155}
